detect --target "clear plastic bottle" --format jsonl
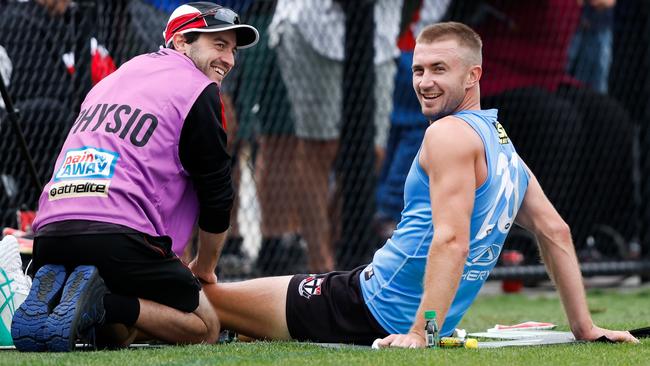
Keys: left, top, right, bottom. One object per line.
{"left": 424, "top": 310, "right": 439, "bottom": 348}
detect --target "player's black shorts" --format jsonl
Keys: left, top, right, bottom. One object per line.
{"left": 32, "top": 232, "right": 201, "bottom": 313}
{"left": 285, "top": 266, "right": 389, "bottom": 345}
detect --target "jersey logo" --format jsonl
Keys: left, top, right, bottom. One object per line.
{"left": 466, "top": 243, "right": 502, "bottom": 267}
{"left": 493, "top": 121, "right": 509, "bottom": 144}
{"left": 298, "top": 276, "right": 324, "bottom": 299}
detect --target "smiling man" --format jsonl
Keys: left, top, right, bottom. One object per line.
{"left": 201, "top": 21, "right": 637, "bottom": 348}
{"left": 11, "top": 2, "right": 258, "bottom": 352}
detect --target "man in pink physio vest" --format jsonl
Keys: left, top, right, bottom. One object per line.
{"left": 11, "top": 2, "right": 258, "bottom": 352}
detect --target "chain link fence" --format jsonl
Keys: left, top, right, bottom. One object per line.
{"left": 1, "top": 0, "right": 649, "bottom": 281}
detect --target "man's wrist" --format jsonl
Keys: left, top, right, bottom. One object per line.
{"left": 195, "top": 256, "right": 217, "bottom": 272}
{"left": 409, "top": 328, "right": 426, "bottom": 339}
{"left": 571, "top": 321, "right": 595, "bottom": 339}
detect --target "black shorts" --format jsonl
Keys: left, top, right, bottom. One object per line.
{"left": 285, "top": 266, "right": 389, "bottom": 345}
{"left": 32, "top": 233, "right": 201, "bottom": 313}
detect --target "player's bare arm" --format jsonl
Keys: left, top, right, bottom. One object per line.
{"left": 378, "top": 116, "right": 483, "bottom": 348}
{"left": 514, "top": 166, "right": 638, "bottom": 343}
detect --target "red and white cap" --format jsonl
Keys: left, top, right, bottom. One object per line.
{"left": 163, "top": 2, "right": 259, "bottom": 49}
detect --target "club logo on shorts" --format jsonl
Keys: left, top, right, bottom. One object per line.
{"left": 298, "top": 275, "right": 324, "bottom": 299}
{"left": 363, "top": 264, "right": 374, "bottom": 281}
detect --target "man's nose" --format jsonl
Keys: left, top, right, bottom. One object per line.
{"left": 419, "top": 73, "right": 435, "bottom": 89}
{"left": 221, "top": 51, "right": 235, "bottom": 70}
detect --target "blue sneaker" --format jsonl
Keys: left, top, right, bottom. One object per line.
{"left": 11, "top": 264, "right": 66, "bottom": 352}
{"left": 45, "top": 265, "right": 108, "bottom": 352}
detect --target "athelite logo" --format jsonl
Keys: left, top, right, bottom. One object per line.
{"left": 298, "top": 276, "right": 324, "bottom": 299}
{"left": 48, "top": 180, "right": 111, "bottom": 201}
{"left": 53, "top": 146, "right": 119, "bottom": 181}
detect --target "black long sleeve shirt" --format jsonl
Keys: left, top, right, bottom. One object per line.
{"left": 179, "top": 83, "right": 234, "bottom": 234}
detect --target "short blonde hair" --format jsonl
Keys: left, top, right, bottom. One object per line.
{"left": 416, "top": 22, "right": 483, "bottom": 65}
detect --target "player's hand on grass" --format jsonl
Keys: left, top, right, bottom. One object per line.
{"left": 376, "top": 332, "right": 426, "bottom": 349}
{"left": 577, "top": 325, "right": 639, "bottom": 343}
{"left": 189, "top": 258, "right": 218, "bottom": 284}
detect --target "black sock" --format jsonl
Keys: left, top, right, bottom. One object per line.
{"left": 103, "top": 294, "right": 140, "bottom": 326}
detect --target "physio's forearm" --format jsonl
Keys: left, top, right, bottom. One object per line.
{"left": 197, "top": 230, "right": 227, "bottom": 271}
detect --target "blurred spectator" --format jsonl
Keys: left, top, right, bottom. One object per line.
{"left": 568, "top": 0, "right": 615, "bottom": 93}
{"left": 375, "top": 0, "right": 452, "bottom": 239}
{"left": 447, "top": 0, "right": 635, "bottom": 253}
{"left": 0, "top": 1, "right": 75, "bottom": 104}
{"left": 610, "top": 0, "right": 650, "bottom": 261}
{"left": 0, "top": 1, "right": 84, "bottom": 230}
{"left": 225, "top": 0, "right": 304, "bottom": 276}
{"left": 0, "top": 45, "right": 12, "bottom": 111}
{"left": 269, "top": 0, "right": 401, "bottom": 272}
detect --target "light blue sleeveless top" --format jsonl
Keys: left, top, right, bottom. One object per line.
{"left": 360, "top": 109, "right": 530, "bottom": 336}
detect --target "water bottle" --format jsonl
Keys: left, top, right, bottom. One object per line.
{"left": 424, "top": 310, "right": 439, "bottom": 348}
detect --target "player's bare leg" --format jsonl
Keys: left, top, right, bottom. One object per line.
{"left": 203, "top": 277, "right": 292, "bottom": 340}
{"left": 133, "top": 291, "right": 220, "bottom": 344}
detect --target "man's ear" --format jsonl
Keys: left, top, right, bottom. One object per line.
{"left": 466, "top": 65, "right": 482, "bottom": 88}
{"left": 172, "top": 33, "right": 188, "bottom": 53}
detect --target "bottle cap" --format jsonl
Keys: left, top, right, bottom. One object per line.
{"left": 465, "top": 338, "right": 478, "bottom": 349}
{"left": 424, "top": 310, "right": 437, "bottom": 319}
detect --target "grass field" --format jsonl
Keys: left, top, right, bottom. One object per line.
{"left": 2, "top": 286, "right": 649, "bottom": 366}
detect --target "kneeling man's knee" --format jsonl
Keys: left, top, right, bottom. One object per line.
{"left": 196, "top": 291, "right": 220, "bottom": 344}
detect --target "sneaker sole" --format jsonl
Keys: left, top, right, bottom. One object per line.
{"left": 11, "top": 264, "right": 66, "bottom": 352}
{"left": 45, "top": 265, "right": 107, "bottom": 352}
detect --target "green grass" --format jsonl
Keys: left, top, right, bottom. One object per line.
{"left": 2, "top": 287, "right": 649, "bottom": 366}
